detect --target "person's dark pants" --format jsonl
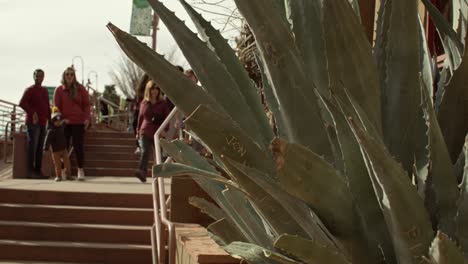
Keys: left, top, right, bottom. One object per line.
{"left": 133, "top": 110, "right": 139, "bottom": 147}
{"left": 138, "top": 135, "right": 153, "bottom": 172}
{"left": 65, "top": 124, "right": 85, "bottom": 168}
{"left": 26, "top": 124, "right": 46, "bottom": 174}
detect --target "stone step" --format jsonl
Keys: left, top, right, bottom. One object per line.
{"left": 0, "top": 239, "right": 152, "bottom": 264}
{"left": 0, "top": 189, "right": 152, "bottom": 208}
{"left": 85, "top": 137, "right": 137, "bottom": 146}
{"left": 71, "top": 168, "right": 151, "bottom": 177}
{"left": 0, "top": 261, "right": 82, "bottom": 264}
{"left": 0, "top": 203, "right": 153, "bottom": 226}
{"left": 0, "top": 221, "right": 151, "bottom": 245}
{"left": 71, "top": 159, "right": 144, "bottom": 169}
{"left": 85, "top": 131, "right": 134, "bottom": 139}
{"left": 84, "top": 151, "right": 140, "bottom": 161}
{"left": 84, "top": 145, "right": 135, "bottom": 153}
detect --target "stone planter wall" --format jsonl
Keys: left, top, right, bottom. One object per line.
{"left": 176, "top": 224, "right": 238, "bottom": 264}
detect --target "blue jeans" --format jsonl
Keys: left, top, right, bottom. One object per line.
{"left": 138, "top": 135, "right": 154, "bottom": 172}
{"left": 26, "top": 124, "right": 46, "bottom": 173}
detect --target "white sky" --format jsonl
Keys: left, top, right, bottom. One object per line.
{"left": 0, "top": 0, "right": 239, "bottom": 103}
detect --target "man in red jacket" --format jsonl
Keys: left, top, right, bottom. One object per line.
{"left": 19, "top": 69, "right": 51, "bottom": 179}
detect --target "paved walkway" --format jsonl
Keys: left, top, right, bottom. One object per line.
{"left": 0, "top": 177, "right": 154, "bottom": 194}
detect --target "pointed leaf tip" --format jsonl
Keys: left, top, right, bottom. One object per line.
{"left": 106, "top": 22, "right": 119, "bottom": 35}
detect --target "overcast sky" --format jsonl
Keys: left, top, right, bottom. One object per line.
{"left": 0, "top": 0, "right": 239, "bottom": 103}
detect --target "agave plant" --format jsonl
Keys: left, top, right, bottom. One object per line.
{"left": 108, "top": 0, "right": 468, "bottom": 263}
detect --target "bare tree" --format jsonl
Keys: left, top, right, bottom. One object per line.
{"left": 109, "top": 47, "right": 183, "bottom": 99}
{"left": 188, "top": 0, "right": 243, "bottom": 40}
{"left": 108, "top": 54, "right": 144, "bottom": 99}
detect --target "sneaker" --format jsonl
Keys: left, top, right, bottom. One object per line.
{"left": 134, "top": 147, "right": 141, "bottom": 155}
{"left": 55, "top": 176, "right": 62, "bottom": 182}
{"left": 63, "top": 169, "right": 74, "bottom": 180}
{"left": 66, "top": 175, "right": 75, "bottom": 181}
{"left": 134, "top": 170, "right": 146, "bottom": 183}
{"left": 77, "top": 168, "right": 85, "bottom": 181}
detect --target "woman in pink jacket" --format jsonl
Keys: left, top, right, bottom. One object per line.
{"left": 53, "top": 67, "right": 91, "bottom": 181}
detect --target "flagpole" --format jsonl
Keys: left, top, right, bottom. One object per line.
{"left": 152, "top": 12, "right": 159, "bottom": 51}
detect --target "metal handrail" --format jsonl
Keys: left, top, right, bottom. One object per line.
{"left": 99, "top": 96, "right": 120, "bottom": 110}
{"left": 153, "top": 107, "right": 179, "bottom": 264}
{"left": 0, "top": 104, "right": 18, "bottom": 112}
{"left": 0, "top": 99, "right": 20, "bottom": 106}
{"left": 0, "top": 112, "right": 25, "bottom": 118}
{"left": 100, "top": 114, "right": 128, "bottom": 119}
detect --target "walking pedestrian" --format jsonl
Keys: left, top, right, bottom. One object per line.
{"left": 133, "top": 73, "right": 150, "bottom": 154}
{"left": 43, "top": 107, "right": 72, "bottom": 182}
{"left": 134, "top": 80, "right": 169, "bottom": 183}
{"left": 19, "top": 69, "right": 50, "bottom": 179}
{"left": 53, "top": 67, "right": 90, "bottom": 181}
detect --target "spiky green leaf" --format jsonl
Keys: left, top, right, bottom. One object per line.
{"left": 414, "top": 18, "right": 431, "bottom": 202}
{"left": 184, "top": 105, "right": 274, "bottom": 174}
{"left": 418, "top": 16, "right": 435, "bottom": 99}
{"left": 160, "top": 139, "right": 217, "bottom": 172}
{"left": 148, "top": 0, "right": 269, "bottom": 148}
{"left": 224, "top": 242, "right": 301, "bottom": 264}
{"left": 156, "top": 141, "right": 263, "bottom": 245}
{"left": 349, "top": 121, "right": 434, "bottom": 264}
{"left": 422, "top": 0, "right": 464, "bottom": 72}
{"left": 421, "top": 82, "right": 459, "bottom": 237}
{"left": 285, "top": 0, "right": 329, "bottom": 95}
{"left": 456, "top": 135, "right": 468, "bottom": 258}
{"left": 107, "top": 23, "right": 222, "bottom": 117}
{"left": 274, "top": 234, "right": 350, "bottom": 264}
{"left": 437, "top": 39, "right": 468, "bottom": 163}
{"left": 221, "top": 157, "right": 314, "bottom": 241}
{"left": 153, "top": 162, "right": 273, "bottom": 247}
{"left": 321, "top": 96, "right": 396, "bottom": 263}
{"left": 189, "top": 196, "right": 226, "bottom": 221}
{"left": 222, "top": 189, "right": 275, "bottom": 249}
{"left": 271, "top": 138, "right": 355, "bottom": 238}
{"left": 208, "top": 218, "right": 248, "bottom": 246}
{"left": 152, "top": 163, "right": 234, "bottom": 187}
{"left": 179, "top": 0, "right": 274, "bottom": 147}
{"left": 222, "top": 157, "right": 339, "bottom": 249}
{"left": 429, "top": 231, "right": 466, "bottom": 264}
{"left": 376, "top": 0, "right": 424, "bottom": 175}
{"left": 255, "top": 53, "right": 287, "bottom": 137}
{"left": 323, "top": 0, "right": 382, "bottom": 135}
{"left": 234, "top": 0, "right": 333, "bottom": 160}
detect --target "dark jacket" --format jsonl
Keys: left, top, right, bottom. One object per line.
{"left": 43, "top": 124, "right": 67, "bottom": 152}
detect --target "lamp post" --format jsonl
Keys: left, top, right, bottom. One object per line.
{"left": 87, "top": 71, "right": 98, "bottom": 93}
{"left": 72, "top": 56, "right": 85, "bottom": 85}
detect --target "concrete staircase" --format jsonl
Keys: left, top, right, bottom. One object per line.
{"left": 0, "top": 131, "right": 155, "bottom": 263}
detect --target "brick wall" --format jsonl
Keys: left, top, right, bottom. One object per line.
{"left": 175, "top": 224, "right": 239, "bottom": 264}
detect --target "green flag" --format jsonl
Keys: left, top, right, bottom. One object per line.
{"left": 130, "top": 0, "right": 153, "bottom": 36}
{"left": 45, "top": 86, "right": 55, "bottom": 101}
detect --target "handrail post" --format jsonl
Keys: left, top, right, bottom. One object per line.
{"left": 4, "top": 122, "right": 9, "bottom": 163}
{"left": 152, "top": 107, "right": 179, "bottom": 264}
{"left": 11, "top": 105, "right": 16, "bottom": 134}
